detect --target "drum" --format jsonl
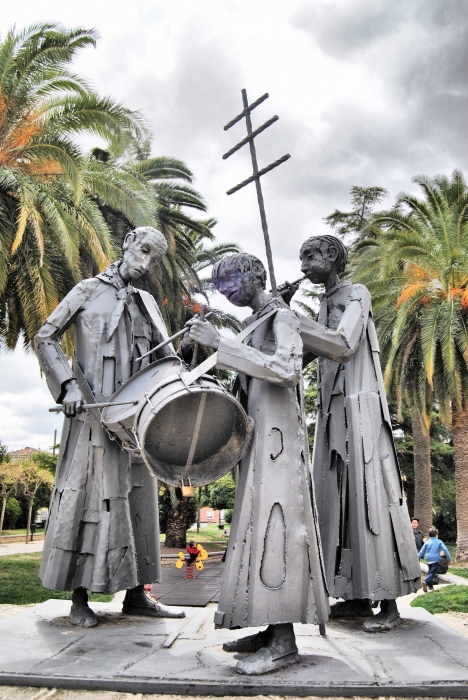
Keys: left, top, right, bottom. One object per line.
{"left": 101, "top": 356, "right": 181, "bottom": 453}
{"left": 101, "top": 357, "right": 253, "bottom": 487}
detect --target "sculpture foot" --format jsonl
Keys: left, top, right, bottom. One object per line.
{"left": 329, "top": 598, "right": 374, "bottom": 618}
{"left": 362, "top": 599, "right": 402, "bottom": 633}
{"left": 70, "top": 587, "right": 97, "bottom": 628}
{"left": 223, "top": 627, "right": 272, "bottom": 653}
{"left": 235, "top": 623, "right": 298, "bottom": 676}
{"left": 123, "top": 602, "right": 185, "bottom": 618}
{"left": 235, "top": 647, "right": 298, "bottom": 675}
{"left": 122, "top": 585, "right": 185, "bottom": 618}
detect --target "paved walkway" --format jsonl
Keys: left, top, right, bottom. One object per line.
{"left": 0, "top": 540, "right": 44, "bottom": 556}
{"left": 150, "top": 561, "right": 222, "bottom": 607}
{"left": 0, "top": 598, "right": 467, "bottom": 696}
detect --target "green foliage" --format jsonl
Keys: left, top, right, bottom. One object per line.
{"left": 433, "top": 471, "right": 457, "bottom": 542}
{"left": 324, "top": 186, "right": 388, "bottom": 241}
{"left": 224, "top": 508, "right": 233, "bottom": 524}
{"left": 206, "top": 473, "right": 236, "bottom": 510}
{"left": 0, "top": 440, "right": 10, "bottom": 463}
{"left": 3, "top": 497, "right": 21, "bottom": 529}
{"left": 389, "top": 404, "right": 456, "bottom": 539}
{"left": 410, "top": 585, "right": 468, "bottom": 613}
{"left": 32, "top": 451, "right": 57, "bottom": 474}
{"left": 0, "top": 23, "right": 146, "bottom": 348}
{"left": 0, "top": 553, "right": 112, "bottom": 604}
{"left": 353, "top": 170, "right": 468, "bottom": 426}
{"left": 303, "top": 360, "right": 318, "bottom": 453}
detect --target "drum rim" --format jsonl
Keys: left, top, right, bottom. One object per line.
{"left": 135, "top": 374, "right": 252, "bottom": 486}
{"left": 101, "top": 355, "right": 184, "bottom": 425}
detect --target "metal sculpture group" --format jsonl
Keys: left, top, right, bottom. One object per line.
{"left": 34, "top": 90, "right": 421, "bottom": 676}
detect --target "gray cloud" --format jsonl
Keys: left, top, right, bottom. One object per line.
{"left": 3, "top": 0, "right": 468, "bottom": 446}
{"left": 291, "top": 0, "right": 468, "bottom": 169}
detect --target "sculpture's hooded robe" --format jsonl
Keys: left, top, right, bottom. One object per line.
{"left": 299, "top": 281, "right": 421, "bottom": 601}
{"left": 35, "top": 262, "right": 174, "bottom": 594}
{"left": 214, "top": 298, "right": 329, "bottom": 630}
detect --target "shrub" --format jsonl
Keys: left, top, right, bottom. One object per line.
{"left": 4, "top": 497, "right": 21, "bottom": 529}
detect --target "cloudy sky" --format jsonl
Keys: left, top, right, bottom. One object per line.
{"left": 1, "top": 0, "right": 468, "bottom": 449}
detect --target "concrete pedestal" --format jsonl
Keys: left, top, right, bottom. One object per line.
{"left": 0, "top": 599, "right": 467, "bottom": 696}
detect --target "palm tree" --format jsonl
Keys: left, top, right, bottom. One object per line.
{"left": 353, "top": 170, "right": 468, "bottom": 561}
{"left": 0, "top": 23, "right": 146, "bottom": 348}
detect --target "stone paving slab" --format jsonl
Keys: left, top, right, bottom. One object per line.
{"left": 0, "top": 599, "right": 467, "bottom": 697}
{"left": 150, "top": 562, "right": 222, "bottom": 607}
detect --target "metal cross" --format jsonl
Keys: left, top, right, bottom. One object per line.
{"left": 223, "top": 89, "right": 291, "bottom": 297}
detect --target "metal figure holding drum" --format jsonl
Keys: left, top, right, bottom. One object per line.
{"left": 187, "top": 253, "right": 329, "bottom": 675}
{"left": 35, "top": 226, "right": 252, "bottom": 628}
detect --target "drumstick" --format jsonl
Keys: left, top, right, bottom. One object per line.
{"left": 190, "top": 304, "right": 207, "bottom": 370}
{"left": 49, "top": 400, "right": 138, "bottom": 413}
{"left": 271, "top": 276, "right": 306, "bottom": 295}
{"left": 136, "top": 310, "right": 213, "bottom": 363}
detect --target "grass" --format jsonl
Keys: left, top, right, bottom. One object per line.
{"left": 0, "top": 554, "right": 113, "bottom": 605}
{"left": 449, "top": 567, "right": 468, "bottom": 579}
{"left": 410, "top": 585, "right": 468, "bottom": 614}
{"left": 158, "top": 525, "right": 229, "bottom": 552}
{"left": 186, "top": 524, "right": 230, "bottom": 542}
{"left": 0, "top": 529, "right": 29, "bottom": 536}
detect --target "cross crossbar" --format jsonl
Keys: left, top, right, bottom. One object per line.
{"left": 222, "top": 116, "right": 279, "bottom": 160}
{"left": 223, "top": 92, "right": 269, "bottom": 131}
{"left": 222, "top": 88, "right": 291, "bottom": 296}
{"left": 226, "top": 154, "right": 291, "bottom": 195}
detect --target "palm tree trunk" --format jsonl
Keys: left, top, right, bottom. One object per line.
{"left": 411, "top": 408, "right": 433, "bottom": 537}
{"left": 165, "top": 499, "right": 191, "bottom": 549}
{"left": 452, "top": 406, "right": 468, "bottom": 562}
{"left": 25, "top": 498, "right": 33, "bottom": 545}
{"left": 0, "top": 495, "right": 7, "bottom": 536}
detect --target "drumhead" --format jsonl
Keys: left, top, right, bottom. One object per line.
{"left": 101, "top": 357, "right": 182, "bottom": 429}
{"left": 139, "top": 379, "right": 252, "bottom": 487}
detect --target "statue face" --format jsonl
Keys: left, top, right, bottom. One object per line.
{"left": 122, "top": 233, "right": 164, "bottom": 280}
{"left": 300, "top": 240, "right": 336, "bottom": 284}
{"left": 215, "top": 265, "right": 259, "bottom": 307}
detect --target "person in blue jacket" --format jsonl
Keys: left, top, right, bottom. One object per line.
{"left": 419, "top": 528, "right": 452, "bottom": 591}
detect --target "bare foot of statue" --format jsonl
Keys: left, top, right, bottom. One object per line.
{"left": 329, "top": 598, "right": 374, "bottom": 618}
{"left": 362, "top": 599, "right": 402, "bottom": 633}
{"left": 69, "top": 587, "right": 98, "bottom": 628}
{"left": 122, "top": 584, "right": 185, "bottom": 618}
{"left": 235, "top": 623, "right": 298, "bottom": 675}
{"left": 223, "top": 626, "right": 272, "bottom": 652}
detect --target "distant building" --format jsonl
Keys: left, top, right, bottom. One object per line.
{"left": 199, "top": 507, "right": 223, "bottom": 526}
{"left": 9, "top": 447, "right": 53, "bottom": 462}
{"left": 9, "top": 447, "right": 41, "bottom": 462}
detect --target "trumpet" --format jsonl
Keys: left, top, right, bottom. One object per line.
{"left": 272, "top": 276, "right": 306, "bottom": 296}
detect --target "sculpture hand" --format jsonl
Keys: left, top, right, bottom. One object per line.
{"left": 187, "top": 319, "right": 220, "bottom": 350}
{"left": 179, "top": 327, "right": 195, "bottom": 350}
{"left": 62, "top": 379, "right": 84, "bottom": 417}
{"left": 277, "top": 280, "right": 299, "bottom": 306}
